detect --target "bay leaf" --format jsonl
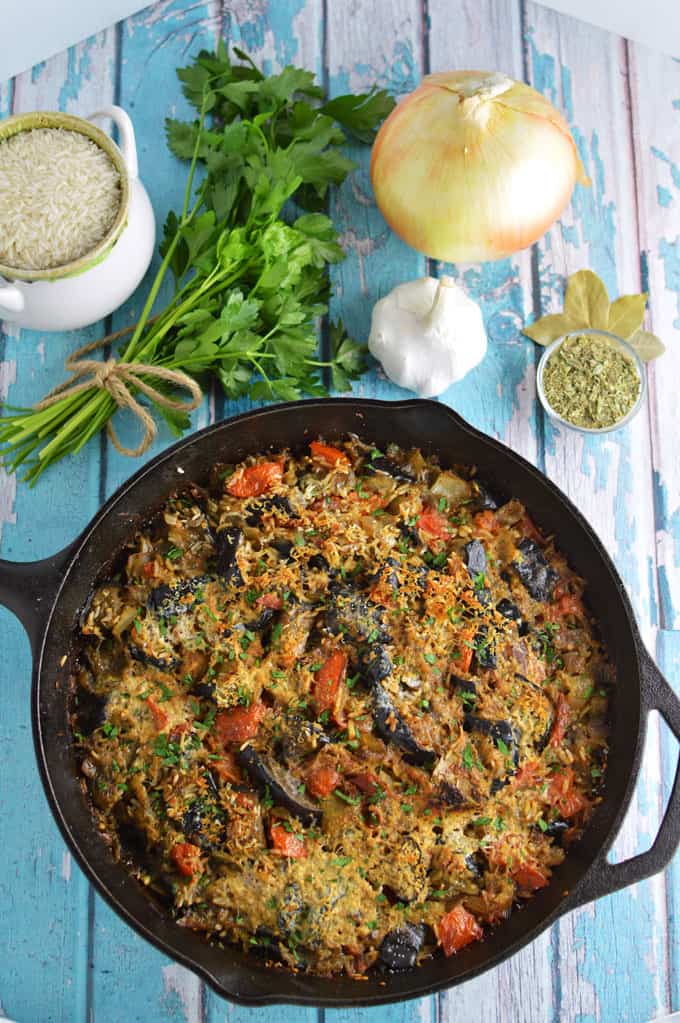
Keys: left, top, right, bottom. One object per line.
{"left": 564, "top": 269, "right": 610, "bottom": 329}
{"left": 608, "top": 293, "right": 648, "bottom": 339}
{"left": 522, "top": 312, "right": 580, "bottom": 346}
{"left": 627, "top": 328, "right": 665, "bottom": 361}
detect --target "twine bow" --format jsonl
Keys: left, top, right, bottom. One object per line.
{"left": 35, "top": 334, "right": 203, "bottom": 457}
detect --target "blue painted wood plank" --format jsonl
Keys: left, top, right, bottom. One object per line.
{"left": 658, "top": 629, "right": 680, "bottom": 1014}
{"left": 87, "top": 5, "right": 217, "bottom": 1020}
{"left": 524, "top": 4, "right": 670, "bottom": 1020}
{"left": 0, "top": 30, "right": 116, "bottom": 1023}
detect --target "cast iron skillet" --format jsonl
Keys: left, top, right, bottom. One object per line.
{"left": 1, "top": 398, "right": 680, "bottom": 1007}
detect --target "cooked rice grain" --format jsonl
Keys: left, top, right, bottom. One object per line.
{"left": 0, "top": 127, "right": 121, "bottom": 270}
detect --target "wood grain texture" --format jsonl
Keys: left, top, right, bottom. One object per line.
{"left": 0, "top": 0, "right": 679, "bottom": 1019}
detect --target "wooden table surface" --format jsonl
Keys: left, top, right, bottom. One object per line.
{"left": 1, "top": 1, "right": 679, "bottom": 1021}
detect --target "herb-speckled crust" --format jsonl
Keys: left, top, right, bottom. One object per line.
{"left": 72, "top": 437, "right": 610, "bottom": 977}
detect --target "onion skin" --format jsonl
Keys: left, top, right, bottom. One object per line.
{"left": 370, "top": 71, "right": 589, "bottom": 263}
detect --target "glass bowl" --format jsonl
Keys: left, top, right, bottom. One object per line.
{"left": 536, "top": 327, "right": 646, "bottom": 435}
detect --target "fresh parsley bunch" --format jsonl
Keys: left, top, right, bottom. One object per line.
{"left": 0, "top": 44, "right": 393, "bottom": 482}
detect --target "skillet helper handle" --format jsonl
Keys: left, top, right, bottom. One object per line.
{"left": 569, "top": 643, "right": 680, "bottom": 910}
{"left": 0, "top": 548, "right": 73, "bottom": 654}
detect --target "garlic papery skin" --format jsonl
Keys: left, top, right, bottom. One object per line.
{"left": 368, "top": 276, "right": 487, "bottom": 397}
{"left": 370, "top": 70, "right": 589, "bottom": 263}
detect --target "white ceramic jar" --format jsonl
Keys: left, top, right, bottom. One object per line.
{"left": 0, "top": 106, "right": 155, "bottom": 331}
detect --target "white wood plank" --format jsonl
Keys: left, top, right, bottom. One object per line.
{"left": 525, "top": 4, "right": 669, "bottom": 1021}
{"left": 628, "top": 44, "right": 680, "bottom": 631}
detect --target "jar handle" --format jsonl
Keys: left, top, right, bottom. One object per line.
{"left": 0, "top": 283, "right": 25, "bottom": 318}
{"left": 87, "top": 105, "right": 139, "bottom": 179}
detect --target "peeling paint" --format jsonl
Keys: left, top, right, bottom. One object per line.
{"left": 61, "top": 851, "right": 72, "bottom": 882}
{"left": 161, "top": 964, "right": 202, "bottom": 1022}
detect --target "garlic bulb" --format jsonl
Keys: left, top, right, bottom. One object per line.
{"left": 370, "top": 71, "right": 589, "bottom": 262}
{"left": 368, "top": 276, "right": 487, "bottom": 396}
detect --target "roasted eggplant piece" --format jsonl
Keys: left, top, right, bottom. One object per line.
{"left": 464, "top": 539, "right": 487, "bottom": 577}
{"left": 473, "top": 625, "right": 496, "bottom": 669}
{"left": 451, "top": 676, "right": 478, "bottom": 708}
{"left": 147, "top": 576, "right": 209, "bottom": 618}
{"left": 513, "top": 538, "right": 558, "bottom": 602}
{"left": 360, "top": 645, "right": 392, "bottom": 684}
{"left": 465, "top": 850, "right": 488, "bottom": 878}
{"left": 236, "top": 745, "right": 323, "bottom": 827}
{"left": 378, "top": 924, "right": 425, "bottom": 972}
{"left": 245, "top": 494, "right": 296, "bottom": 527}
{"left": 399, "top": 521, "right": 420, "bottom": 548}
{"left": 472, "top": 480, "right": 500, "bottom": 511}
{"left": 543, "top": 817, "right": 570, "bottom": 845}
{"left": 496, "top": 598, "right": 528, "bottom": 636}
{"left": 463, "top": 714, "right": 520, "bottom": 768}
{"left": 372, "top": 683, "right": 436, "bottom": 767}
{"left": 128, "top": 643, "right": 179, "bottom": 672}
{"left": 366, "top": 455, "right": 415, "bottom": 483}
{"left": 270, "top": 537, "right": 295, "bottom": 562}
{"left": 437, "top": 782, "right": 467, "bottom": 807}
{"left": 245, "top": 606, "right": 280, "bottom": 633}
{"left": 307, "top": 553, "right": 330, "bottom": 572}
{"left": 326, "top": 585, "right": 391, "bottom": 644}
{"left": 277, "top": 715, "right": 330, "bottom": 762}
{"left": 214, "top": 526, "right": 244, "bottom": 585}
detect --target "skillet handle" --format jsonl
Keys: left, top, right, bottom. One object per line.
{"left": 0, "top": 545, "right": 75, "bottom": 654}
{"left": 568, "top": 643, "right": 680, "bottom": 910}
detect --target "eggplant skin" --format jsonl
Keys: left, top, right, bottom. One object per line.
{"left": 473, "top": 625, "right": 496, "bottom": 669}
{"left": 360, "top": 645, "right": 392, "bottom": 684}
{"left": 473, "top": 480, "right": 500, "bottom": 511}
{"left": 496, "top": 598, "right": 528, "bottom": 636}
{"left": 378, "top": 924, "right": 425, "bottom": 971}
{"left": 463, "top": 714, "right": 520, "bottom": 767}
{"left": 269, "top": 537, "right": 295, "bottom": 562}
{"left": 513, "top": 538, "right": 558, "bottom": 602}
{"left": 236, "top": 745, "right": 323, "bottom": 827}
{"left": 372, "top": 683, "right": 436, "bottom": 767}
{"left": 544, "top": 818, "right": 570, "bottom": 845}
{"left": 147, "top": 577, "right": 209, "bottom": 618}
{"left": 214, "top": 526, "right": 244, "bottom": 584}
{"left": 245, "top": 494, "right": 296, "bottom": 527}
{"left": 128, "top": 643, "right": 179, "bottom": 672}
{"left": 464, "top": 539, "right": 487, "bottom": 578}
{"left": 366, "top": 455, "right": 415, "bottom": 482}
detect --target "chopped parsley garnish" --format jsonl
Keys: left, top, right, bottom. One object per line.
{"left": 166, "top": 546, "right": 183, "bottom": 561}
{"left": 334, "top": 789, "right": 361, "bottom": 805}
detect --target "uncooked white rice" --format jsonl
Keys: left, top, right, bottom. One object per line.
{"left": 0, "top": 127, "right": 121, "bottom": 271}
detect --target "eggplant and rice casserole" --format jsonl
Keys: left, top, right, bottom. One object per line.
{"left": 73, "top": 436, "right": 610, "bottom": 976}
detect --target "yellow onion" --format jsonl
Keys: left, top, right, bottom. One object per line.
{"left": 370, "top": 70, "right": 589, "bottom": 263}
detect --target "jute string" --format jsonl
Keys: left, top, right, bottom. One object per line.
{"left": 35, "top": 333, "right": 203, "bottom": 457}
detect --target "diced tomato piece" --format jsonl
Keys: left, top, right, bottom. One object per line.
{"left": 306, "top": 762, "right": 341, "bottom": 799}
{"left": 235, "top": 791, "right": 256, "bottom": 809}
{"left": 474, "top": 510, "right": 499, "bottom": 534}
{"left": 142, "top": 561, "right": 155, "bottom": 578}
{"left": 514, "top": 759, "right": 542, "bottom": 789}
{"left": 437, "top": 905, "right": 483, "bottom": 956}
{"left": 452, "top": 625, "right": 476, "bottom": 674}
{"left": 171, "top": 842, "right": 202, "bottom": 878}
{"left": 227, "top": 461, "right": 283, "bottom": 498}
{"left": 513, "top": 863, "right": 549, "bottom": 891}
{"left": 146, "top": 697, "right": 168, "bottom": 731}
{"left": 549, "top": 694, "right": 571, "bottom": 748}
{"left": 256, "top": 592, "right": 283, "bottom": 610}
{"left": 547, "top": 593, "right": 584, "bottom": 621}
{"left": 350, "top": 771, "right": 380, "bottom": 795}
{"left": 313, "top": 649, "right": 348, "bottom": 715}
{"left": 210, "top": 751, "right": 242, "bottom": 784}
{"left": 547, "top": 768, "right": 589, "bottom": 818}
{"left": 214, "top": 702, "right": 264, "bottom": 744}
{"left": 269, "top": 822, "right": 307, "bottom": 858}
{"left": 310, "top": 440, "right": 349, "bottom": 466}
{"left": 417, "top": 505, "right": 450, "bottom": 541}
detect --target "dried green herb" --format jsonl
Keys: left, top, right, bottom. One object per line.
{"left": 542, "top": 333, "right": 641, "bottom": 429}
{"left": 523, "top": 269, "right": 665, "bottom": 362}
